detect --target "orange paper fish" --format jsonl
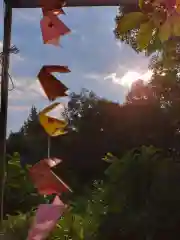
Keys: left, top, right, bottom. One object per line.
{"left": 40, "top": 11, "right": 70, "bottom": 46}
{"left": 39, "top": 102, "right": 68, "bottom": 136}
{"left": 37, "top": 65, "right": 70, "bottom": 101}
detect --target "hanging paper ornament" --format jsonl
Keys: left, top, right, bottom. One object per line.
{"left": 37, "top": 65, "right": 70, "bottom": 101}
{"left": 27, "top": 195, "right": 66, "bottom": 240}
{"left": 39, "top": 102, "right": 68, "bottom": 137}
{"left": 40, "top": 11, "right": 71, "bottom": 46}
{"left": 42, "top": 7, "right": 65, "bottom": 16}
{"left": 44, "top": 65, "right": 70, "bottom": 73}
{"left": 44, "top": 158, "right": 62, "bottom": 168}
{"left": 29, "top": 159, "right": 72, "bottom": 195}
{"left": 38, "top": 0, "right": 66, "bottom": 9}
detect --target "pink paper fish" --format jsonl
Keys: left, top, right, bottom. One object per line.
{"left": 40, "top": 12, "right": 71, "bottom": 46}
{"left": 27, "top": 196, "right": 66, "bottom": 240}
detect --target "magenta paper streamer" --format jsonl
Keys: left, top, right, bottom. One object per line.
{"left": 27, "top": 196, "right": 66, "bottom": 240}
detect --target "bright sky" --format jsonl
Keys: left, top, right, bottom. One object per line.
{"left": 0, "top": 1, "right": 151, "bottom": 132}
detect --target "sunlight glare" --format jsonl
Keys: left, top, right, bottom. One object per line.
{"left": 105, "top": 70, "right": 153, "bottom": 88}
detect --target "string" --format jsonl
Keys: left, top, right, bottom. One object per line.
{"left": 47, "top": 135, "right": 51, "bottom": 158}
{"left": 0, "top": 45, "right": 19, "bottom": 92}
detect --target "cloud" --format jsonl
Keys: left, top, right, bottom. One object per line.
{"left": 104, "top": 70, "right": 153, "bottom": 88}
{"left": 84, "top": 72, "right": 106, "bottom": 81}
{"left": 8, "top": 76, "right": 46, "bottom": 101}
{"left": 116, "top": 41, "right": 122, "bottom": 49}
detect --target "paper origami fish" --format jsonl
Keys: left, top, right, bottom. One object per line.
{"left": 37, "top": 65, "right": 70, "bottom": 101}
{"left": 44, "top": 158, "right": 62, "bottom": 168}
{"left": 39, "top": 102, "right": 68, "bottom": 137}
{"left": 27, "top": 195, "right": 66, "bottom": 240}
{"left": 29, "top": 158, "right": 72, "bottom": 195}
{"left": 39, "top": 0, "right": 66, "bottom": 9}
{"left": 42, "top": 7, "right": 65, "bottom": 16}
{"left": 40, "top": 11, "right": 70, "bottom": 46}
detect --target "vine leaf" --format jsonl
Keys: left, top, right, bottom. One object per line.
{"left": 139, "top": 0, "right": 144, "bottom": 8}
{"left": 137, "top": 21, "right": 154, "bottom": 50}
{"left": 146, "top": 34, "right": 162, "bottom": 56}
{"left": 176, "top": 0, "right": 180, "bottom": 13}
{"left": 158, "top": 20, "right": 171, "bottom": 42}
{"left": 116, "top": 12, "right": 146, "bottom": 34}
{"left": 172, "top": 15, "right": 180, "bottom": 36}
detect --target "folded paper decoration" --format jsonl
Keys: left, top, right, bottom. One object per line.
{"left": 39, "top": 0, "right": 66, "bottom": 9}
{"left": 39, "top": 102, "right": 67, "bottom": 136}
{"left": 44, "top": 158, "right": 62, "bottom": 168}
{"left": 42, "top": 7, "right": 65, "bottom": 16}
{"left": 29, "top": 159, "right": 72, "bottom": 195}
{"left": 37, "top": 65, "right": 70, "bottom": 101}
{"left": 27, "top": 195, "right": 66, "bottom": 240}
{"left": 40, "top": 11, "right": 71, "bottom": 46}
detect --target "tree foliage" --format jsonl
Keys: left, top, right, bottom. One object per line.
{"left": 4, "top": 1, "right": 180, "bottom": 238}
{"left": 49, "top": 146, "right": 180, "bottom": 239}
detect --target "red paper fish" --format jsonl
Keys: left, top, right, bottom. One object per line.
{"left": 27, "top": 195, "right": 66, "bottom": 240}
{"left": 40, "top": 11, "right": 70, "bottom": 46}
{"left": 29, "top": 159, "right": 72, "bottom": 195}
{"left": 37, "top": 65, "right": 70, "bottom": 101}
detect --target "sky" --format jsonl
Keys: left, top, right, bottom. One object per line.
{"left": 0, "top": 1, "right": 151, "bottom": 132}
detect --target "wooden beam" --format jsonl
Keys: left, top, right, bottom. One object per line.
{"left": 6, "top": 0, "right": 138, "bottom": 8}
{"left": 0, "top": 2, "right": 12, "bottom": 223}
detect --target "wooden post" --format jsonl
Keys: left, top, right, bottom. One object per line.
{"left": 0, "top": 1, "right": 12, "bottom": 224}
{"left": 6, "top": 0, "right": 138, "bottom": 8}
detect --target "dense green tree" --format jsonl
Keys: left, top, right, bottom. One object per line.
{"left": 4, "top": 152, "right": 43, "bottom": 215}
{"left": 4, "top": 147, "right": 180, "bottom": 240}
{"left": 48, "top": 146, "right": 180, "bottom": 240}
{"left": 6, "top": 88, "right": 180, "bottom": 193}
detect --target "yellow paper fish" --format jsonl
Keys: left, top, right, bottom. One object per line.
{"left": 39, "top": 103, "right": 67, "bottom": 137}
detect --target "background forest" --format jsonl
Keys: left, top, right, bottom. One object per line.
{"left": 3, "top": 0, "right": 180, "bottom": 239}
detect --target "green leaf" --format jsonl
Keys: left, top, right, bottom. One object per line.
{"left": 158, "top": 20, "right": 171, "bottom": 42}
{"left": 176, "top": 0, "right": 180, "bottom": 14}
{"left": 146, "top": 35, "right": 162, "bottom": 56}
{"left": 172, "top": 15, "right": 180, "bottom": 36}
{"left": 139, "top": 0, "right": 144, "bottom": 8}
{"left": 137, "top": 21, "right": 154, "bottom": 50}
{"left": 117, "top": 12, "right": 145, "bottom": 34}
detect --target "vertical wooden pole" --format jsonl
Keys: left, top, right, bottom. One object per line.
{"left": 0, "top": 1, "right": 12, "bottom": 223}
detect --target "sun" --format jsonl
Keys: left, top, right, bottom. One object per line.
{"left": 105, "top": 70, "right": 153, "bottom": 88}
{"left": 120, "top": 70, "right": 153, "bottom": 88}
{"left": 120, "top": 71, "right": 141, "bottom": 88}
